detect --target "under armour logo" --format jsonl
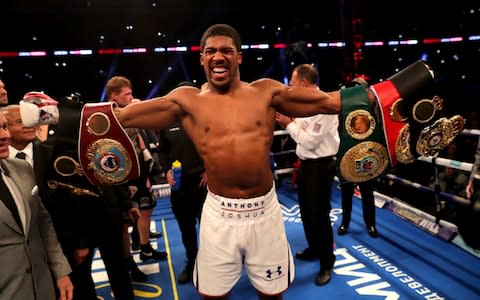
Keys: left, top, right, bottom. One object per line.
{"left": 265, "top": 266, "right": 283, "bottom": 280}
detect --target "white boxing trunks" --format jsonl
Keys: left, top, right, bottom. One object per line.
{"left": 193, "top": 184, "right": 295, "bottom": 297}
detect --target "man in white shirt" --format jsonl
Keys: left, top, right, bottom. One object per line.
{"left": 276, "top": 64, "right": 339, "bottom": 286}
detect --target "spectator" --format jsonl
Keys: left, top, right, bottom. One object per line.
{"left": 105, "top": 76, "right": 167, "bottom": 267}
{"left": 0, "top": 79, "right": 8, "bottom": 106}
{"left": 33, "top": 93, "right": 136, "bottom": 300}
{"left": 0, "top": 110, "right": 73, "bottom": 300}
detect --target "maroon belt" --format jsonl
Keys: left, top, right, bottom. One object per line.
{"left": 78, "top": 102, "right": 140, "bottom": 186}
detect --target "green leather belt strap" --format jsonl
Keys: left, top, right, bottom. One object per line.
{"left": 337, "top": 86, "right": 389, "bottom": 183}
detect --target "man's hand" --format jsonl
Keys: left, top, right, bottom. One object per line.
{"left": 56, "top": 275, "right": 74, "bottom": 300}
{"left": 128, "top": 207, "right": 141, "bottom": 223}
{"left": 166, "top": 169, "right": 175, "bottom": 186}
{"left": 19, "top": 91, "right": 59, "bottom": 127}
{"left": 466, "top": 181, "right": 474, "bottom": 199}
{"left": 73, "top": 248, "right": 89, "bottom": 266}
{"left": 128, "top": 185, "right": 138, "bottom": 198}
{"left": 275, "top": 112, "right": 294, "bottom": 129}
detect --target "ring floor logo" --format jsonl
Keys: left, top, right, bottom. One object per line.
{"left": 95, "top": 282, "right": 162, "bottom": 299}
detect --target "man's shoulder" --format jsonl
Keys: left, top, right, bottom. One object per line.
{"left": 2, "top": 157, "right": 30, "bottom": 170}
{"left": 1, "top": 158, "right": 34, "bottom": 181}
{"left": 250, "top": 78, "right": 283, "bottom": 88}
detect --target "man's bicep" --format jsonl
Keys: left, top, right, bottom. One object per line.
{"left": 120, "top": 98, "right": 180, "bottom": 129}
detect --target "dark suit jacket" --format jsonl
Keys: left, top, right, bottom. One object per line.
{"left": 0, "top": 158, "right": 71, "bottom": 299}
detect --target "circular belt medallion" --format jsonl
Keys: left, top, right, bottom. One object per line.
{"left": 54, "top": 156, "right": 84, "bottom": 176}
{"left": 390, "top": 99, "right": 407, "bottom": 122}
{"left": 86, "top": 112, "right": 111, "bottom": 136}
{"left": 340, "top": 141, "right": 389, "bottom": 183}
{"left": 345, "top": 109, "right": 376, "bottom": 140}
{"left": 412, "top": 96, "right": 443, "bottom": 124}
{"left": 416, "top": 115, "right": 465, "bottom": 156}
{"left": 394, "top": 124, "right": 416, "bottom": 164}
{"left": 86, "top": 138, "right": 132, "bottom": 184}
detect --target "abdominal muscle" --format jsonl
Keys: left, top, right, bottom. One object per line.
{"left": 200, "top": 136, "right": 274, "bottom": 199}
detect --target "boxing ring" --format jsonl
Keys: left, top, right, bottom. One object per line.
{"left": 89, "top": 128, "right": 480, "bottom": 300}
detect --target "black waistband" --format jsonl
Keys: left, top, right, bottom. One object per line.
{"left": 300, "top": 156, "right": 336, "bottom": 163}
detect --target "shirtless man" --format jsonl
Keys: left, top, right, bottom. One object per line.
{"left": 116, "top": 24, "right": 341, "bottom": 300}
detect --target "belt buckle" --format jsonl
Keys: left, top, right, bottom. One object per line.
{"left": 339, "top": 141, "right": 389, "bottom": 182}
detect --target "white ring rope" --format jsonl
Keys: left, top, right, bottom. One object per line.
{"left": 417, "top": 156, "right": 473, "bottom": 172}
{"left": 384, "top": 173, "right": 470, "bottom": 206}
{"left": 273, "top": 128, "right": 480, "bottom": 173}
{"left": 271, "top": 127, "right": 479, "bottom": 207}
{"left": 461, "top": 128, "right": 480, "bottom": 136}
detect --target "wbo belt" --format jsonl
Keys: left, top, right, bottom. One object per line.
{"left": 78, "top": 102, "right": 140, "bottom": 186}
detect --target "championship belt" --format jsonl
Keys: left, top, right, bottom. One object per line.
{"left": 370, "top": 80, "right": 406, "bottom": 166}
{"left": 43, "top": 97, "right": 100, "bottom": 197}
{"left": 394, "top": 124, "right": 416, "bottom": 164}
{"left": 371, "top": 60, "right": 435, "bottom": 165}
{"left": 78, "top": 102, "right": 140, "bottom": 186}
{"left": 337, "top": 85, "right": 389, "bottom": 183}
{"left": 416, "top": 115, "right": 465, "bottom": 156}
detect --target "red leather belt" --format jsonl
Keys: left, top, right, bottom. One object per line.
{"left": 78, "top": 102, "right": 140, "bottom": 186}
{"left": 370, "top": 80, "right": 406, "bottom": 166}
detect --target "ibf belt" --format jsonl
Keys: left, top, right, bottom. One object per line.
{"left": 78, "top": 102, "right": 140, "bottom": 186}
{"left": 337, "top": 85, "right": 388, "bottom": 183}
{"left": 370, "top": 80, "right": 406, "bottom": 166}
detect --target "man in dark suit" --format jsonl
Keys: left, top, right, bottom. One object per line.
{"left": 0, "top": 110, "right": 73, "bottom": 300}
{"left": 3, "top": 100, "right": 135, "bottom": 300}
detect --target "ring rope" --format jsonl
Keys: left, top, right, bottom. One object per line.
{"left": 460, "top": 128, "right": 480, "bottom": 136}
{"left": 384, "top": 173, "right": 470, "bottom": 206}
{"left": 417, "top": 156, "right": 473, "bottom": 172}
{"left": 272, "top": 149, "right": 296, "bottom": 156}
{"left": 273, "top": 127, "right": 479, "bottom": 173}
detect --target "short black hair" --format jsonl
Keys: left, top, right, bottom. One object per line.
{"left": 200, "top": 24, "right": 242, "bottom": 52}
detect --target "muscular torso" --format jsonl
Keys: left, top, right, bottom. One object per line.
{"left": 120, "top": 78, "right": 338, "bottom": 198}
{"left": 178, "top": 82, "right": 276, "bottom": 198}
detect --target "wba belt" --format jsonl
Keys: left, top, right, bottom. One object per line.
{"left": 337, "top": 85, "right": 389, "bottom": 183}
{"left": 78, "top": 102, "right": 140, "bottom": 186}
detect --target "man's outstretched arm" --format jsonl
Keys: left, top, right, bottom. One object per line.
{"left": 115, "top": 97, "right": 180, "bottom": 130}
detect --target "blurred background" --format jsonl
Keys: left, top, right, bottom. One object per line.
{"left": 2, "top": 0, "right": 479, "bottom": 233}
{"left": 1, "top": 0, "right": 478, "bottom": 118}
